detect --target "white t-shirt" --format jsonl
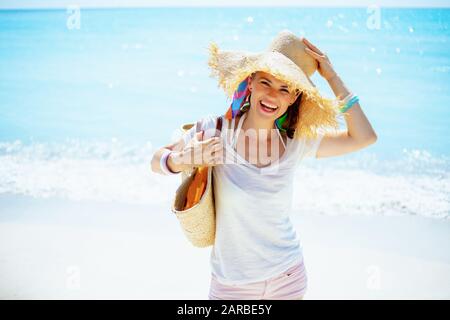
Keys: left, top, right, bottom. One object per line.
{"left": 181, "top": 113, "right": 324, "bottom": 285}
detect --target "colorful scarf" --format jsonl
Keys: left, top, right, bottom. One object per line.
{"left": 225, "top": 77, "right": 251, "bottom": 121}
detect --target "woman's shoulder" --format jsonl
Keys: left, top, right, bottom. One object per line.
{"left": 291, "top": 128, "right": 326, "bottom": 143}
{"left": 290, "top": 128, "right": 326, "bottom": 159}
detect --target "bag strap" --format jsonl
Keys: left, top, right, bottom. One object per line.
{"left": 216, "top": 115, "right": 223, "bottom": 137}
{"left": 189, "top": 115, "right": 223, "bottom": 172}
{"left": 194, "top": 115, "right": 223, "bottom": 139}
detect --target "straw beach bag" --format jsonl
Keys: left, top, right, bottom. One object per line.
{"left": 171, "top": 116, "right": 223, "bottom": 248}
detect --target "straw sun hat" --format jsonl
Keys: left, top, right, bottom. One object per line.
{"left": 207, "top": 29, "right": 344, "bottom": 139}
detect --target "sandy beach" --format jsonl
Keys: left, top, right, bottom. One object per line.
{"left": 0, "top": 193, "right": 449, "bottom": 300}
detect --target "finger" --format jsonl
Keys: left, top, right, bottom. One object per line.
{"left": 209, "top": 149, "right": 222, "bottom": 159}
{"left": 210, "top": 144, "right": 223, "bottom": 155}
{"left": 210, "top": 152, "right": 223, "bottom": 165}
{"left": 208, "top": 136, "right": 222, "bottom": 143}
{"left": 303, "top": 37, "right": 323, "bottom": 54}
{"left": 209, "top": 141, "right": 224, "bottom": 151}
{"left": 194, "top": 130, "right": 205, "bottom": 141}
{"left": 207, "top": 153, "right": 217, "bottom": 165}
{"left": 197, "top": 144, "right": 214, "bottom": 158}
{"left": 208, "top": 142, "right": 222, "bottom": 152}
{"left": 209, "top": 151, "right": 223, "bottom": 164}
{"left": 203, "top": 143, "right": 221, "bottom": 154}
{"left": 210, "top": 143, "right": 224, "bottom": 151}
{"left": 199, "top": 137, "right": 220, "bottom": 146}
{"left": 211, "top": 147, "right": 224, "bottom": 156}
{"left": 305, "top": 47, "right": 324, "bottom": 59}
{"left": 303, "top": 38, "right": 324, "bottom": 55}
{"left": 211, "top": 136, "right": 223, "bottom": 144}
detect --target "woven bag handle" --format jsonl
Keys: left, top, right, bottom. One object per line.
{"left": 195, "top": 115, "right": 223, "bottom": 139}
{"left": 190, "top": 115, "right": 223, "bottom": 170}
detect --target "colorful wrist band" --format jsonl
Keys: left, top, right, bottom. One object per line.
{"left": 341, "top": 93, "right": 354, "bottom": 105}
{"left": 160, "top": 149, "right": 179, "bottom": 175}
{"left": 340, "top": 95, "right": 359, "bottom": 113}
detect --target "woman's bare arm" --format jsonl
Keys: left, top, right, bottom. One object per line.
{"left": 303, "top": 37, "right": 377, "bottom": 159}
{"left": 315, "top": 74, "right": 377, "bottom": 159}
{"left": 151, "top": 132, "right": 224, "bottom": 175}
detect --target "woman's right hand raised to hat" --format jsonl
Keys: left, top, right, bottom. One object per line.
{"left": 169, "top": 131, "right": 225, "bottom": 171}
{"left": 303, "top": 37, "right": 338, "bottom": 82}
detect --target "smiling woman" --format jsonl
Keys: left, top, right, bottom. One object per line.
{"left": 151, "top": 29, "right": 377, "bottom": 300}
{"left": 246, "top": 71, "right": 303, "bottom": 139}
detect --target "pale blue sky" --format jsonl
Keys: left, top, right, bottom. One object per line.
{"left": 0, "top": 0, "right": 449, "bottom": 9}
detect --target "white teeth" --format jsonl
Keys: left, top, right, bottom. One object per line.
{"left": 261, "top": 101, "right": 278, "bottom": 109}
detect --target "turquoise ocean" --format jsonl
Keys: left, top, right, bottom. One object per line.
{"left": 0, "top": 7, "right": 449, "bottom": 219}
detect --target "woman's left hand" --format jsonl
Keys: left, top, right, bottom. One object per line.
{"left": 303, "top": 37, "right": 337, "bottom": 82}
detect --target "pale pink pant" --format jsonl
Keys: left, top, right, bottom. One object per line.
{"left": 208, "top": 260, "right": 308, "bottom": 300}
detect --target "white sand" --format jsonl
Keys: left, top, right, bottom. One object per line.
{"left": 0, "top": 194, "right": 449, "bottom": 299}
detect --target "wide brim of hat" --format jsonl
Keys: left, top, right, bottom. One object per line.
{"left": 207, "top": 41, "right": 344, "bottom": 140}
{"left": 207, "top": 41, "right": 319, "bottom": 98}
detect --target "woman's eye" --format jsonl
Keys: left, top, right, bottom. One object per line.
{"left": 261, "top": 81, "right": 288, "bottom": 93}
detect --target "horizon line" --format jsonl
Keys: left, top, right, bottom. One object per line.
{"left": 1, "top": 4, "right": 450, "bottom": 10}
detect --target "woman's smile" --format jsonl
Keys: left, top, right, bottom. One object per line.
{"left": 259, "top": 100, "right": 279, "bottom": 114}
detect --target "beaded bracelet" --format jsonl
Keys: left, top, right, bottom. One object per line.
{"left": 339, "top": 93, "right": 359, "bottom": 113}
{"left": 160, "top": 149, "right": 179, "bottom": 175}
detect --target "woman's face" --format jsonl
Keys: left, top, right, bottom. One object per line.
{"left": 248, "top": 71, "right": 300, "bottom": 122}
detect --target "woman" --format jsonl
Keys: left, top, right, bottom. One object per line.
{"left": 151, "top": 30, "right": 377, "bottom": 300}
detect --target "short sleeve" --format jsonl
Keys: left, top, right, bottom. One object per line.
{"left": 181, "top": 114, "right": 220, "bottom": 146}
{"left": 295, "top": 131, "right": 325, "bottom": 164}
{"left": 303, "top": 131, "right": 325, "bottom": 158}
